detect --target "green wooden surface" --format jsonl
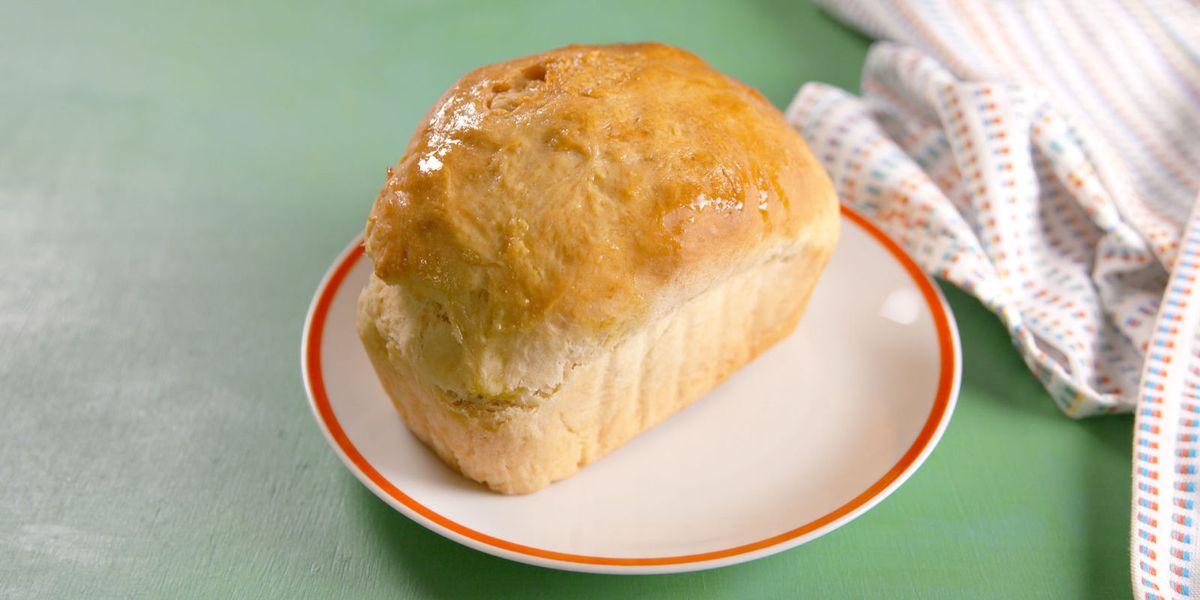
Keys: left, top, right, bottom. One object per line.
{"left": 0, "top": 1, "right": 1133, "bottom": 598}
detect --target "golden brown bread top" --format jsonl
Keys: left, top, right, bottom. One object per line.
{"left": 364, "top": 43, "right": 838, "bottom": 399}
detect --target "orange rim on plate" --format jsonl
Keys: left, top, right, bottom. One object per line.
{"left": 302, "top": 204, "right": 958, "bottom": 567}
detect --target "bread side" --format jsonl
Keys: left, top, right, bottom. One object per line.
{"left": 357, "top": 236, "right": 832, "bottom": 493}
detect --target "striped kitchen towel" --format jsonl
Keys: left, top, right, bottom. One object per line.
{"left": 785, "top": 1, "right": 1200, "bottom": 597}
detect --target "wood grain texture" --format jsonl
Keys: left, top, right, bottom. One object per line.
{"left": 0, "top": 0, "right": 1131, "bottom": 598}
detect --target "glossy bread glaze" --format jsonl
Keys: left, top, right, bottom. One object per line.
{"left": 364, "top": 42, "right": 837, "bottom": 402}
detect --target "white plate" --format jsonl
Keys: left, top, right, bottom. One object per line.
{"left": 301, "top": 206, "right": 960, "bottom": 574}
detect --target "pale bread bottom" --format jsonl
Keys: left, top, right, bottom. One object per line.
{"left": 357, "top": 246, "right": 829, "bottom": 494}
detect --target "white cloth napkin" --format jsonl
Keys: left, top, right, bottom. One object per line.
{"left": 785, "top": 1, "right": 1200, "bottom": 597}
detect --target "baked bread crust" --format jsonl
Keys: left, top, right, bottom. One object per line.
{"left": 358, "top": 43, "right": 839, "bottom": 493}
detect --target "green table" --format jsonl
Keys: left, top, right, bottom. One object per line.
{"left": 1, "top": 1, "right": 1133, "bottom": 597}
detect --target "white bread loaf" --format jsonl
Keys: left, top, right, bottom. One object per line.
{"left": 357, "top": 43, "right": 839, "bottom": 493}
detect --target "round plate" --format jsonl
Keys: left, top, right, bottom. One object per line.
{"left": 301, "top": 205, "right": 960, "bottom": 574}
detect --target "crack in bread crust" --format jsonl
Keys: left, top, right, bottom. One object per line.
{"left": 358, "top": 238, "right": 833, "bottom": 493}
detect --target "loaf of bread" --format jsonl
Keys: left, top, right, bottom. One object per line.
{"left": 357, "top": 43, "right": 839, "bottom": 494}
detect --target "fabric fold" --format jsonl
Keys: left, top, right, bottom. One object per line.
{"left": 788, "top": 2, "right": 1200, "bottom": 597}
